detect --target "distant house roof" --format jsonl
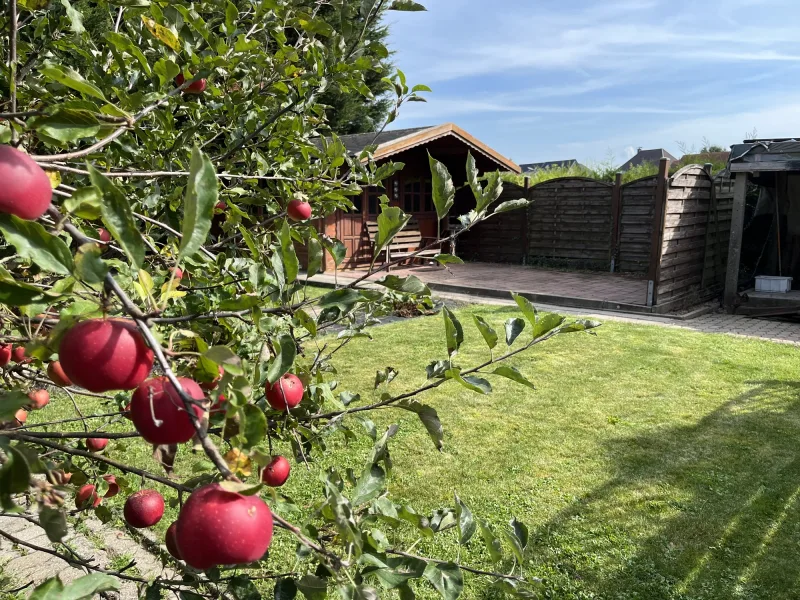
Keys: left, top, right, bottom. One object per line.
{"left": 619, "top": 148, "right": 678, "bottom": 171}
{"left": 317, "top": 123, "right": 520, "bottom": 173}
{"left": 519, "top": 159, "right": 583, "bottom": 172}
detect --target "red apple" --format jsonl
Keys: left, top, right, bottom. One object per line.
{"left": 58, "top": 319, "right": 154, "bottom": 392}
{"left": 214, "top": 201, "right": 226, "bottom": 213}
{"left": 265, "top": 374, "right": 304, "bottom": 411}
{"left": 0, "top": 145, "right": 53, "bottom": 220}
{"left": 175, "top": 483, "right": 273, "bottom": 570}
{"left": 11, "top": 346, "right": 29, "bottom": 364}
{"left": 165, "top": 521, "right": 182, "bottom": 560}
{"left": 76, "top": 484, "right": 101, "bottom": 509}
{"left": 261, "top": 455, "right": 291, "bottom": 487}
{"left": 0, "top": 345, "right": 11, "bottom": 367}
{"left": 210, "top": 393, "right": 227, "bottom": 414}
{"left": 47, "top": 360, "right": 72, "bottom": 387}
{"left": 13, "top": 408, "right": 27, "bottom": 426}
{"left": 86, "top": 437, "right": 109, "bottom": 452}
{"left": 102, "top": 474, "right": 119, "bottom": 498}
{"left": 172, "top": 267, "right": 184, "bottom": 280}
{"left": 26, "top": 389, "right": 50, "bottom": 410}
{"left": 287, "top": 199, "right": 312, "bottom": 221}
{"left": 130, "top": 377, "right": 205, "bottom": 445}
{"left": 175, "top": 73, "right": 207, "bottom": 94}
{"left": 97, "top": 228, "right": 111, "bottom": 244}
{"left": 121, "top": 402, "right": 132, "bottom": 420}
{"left": 124, "top": 489, "right": 165, "bottom": 528}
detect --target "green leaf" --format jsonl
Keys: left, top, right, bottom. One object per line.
{"left": 28, "top": 578, "right": 64, "bottom": 600}
{"left": 274, "top": 578, "right": 298, "bottom": 600}
{"left": 454, "top": 493, "right": 476, "bottom": 545}
{"left": 494, "top": 199, "right": 530, "bottom": 214}
{"left": 428, "top": 153, "right": 455, "bottom": 220}
{"left": 0, "top": 391, "right": 29, "bottom": 422}
{"left": 266, "top": 333, "right": 296, "bottom": 384}
{"left": 512, "top": 293, "right": 537, "bottom": 328}
{"left": 106, "top": 32, "right": 152, "bottom": 76}
{"left": 376, "top": 275, "right": 430, "bottom": 295}
{"left": 32, "top": 108, "right": 100, "bottom": 143}
{"left": 442, "top": 307, "right": 463, "bottom": 357}
{"left": 307, "top": 237, "right": 323, "bottom": 278}
{"left": 477, "top": 172, "right": 503, "bottom": 215}
{"left": 352, "top": 464, "right": 386, "bottom": 506}
{"left": 19, "top": 0, "right": 51, "bottom": 9}
{"left": 534, "top": 313, "right": 565, "bottom": 339}
{"left": 411, "top": 83, "right": 432, "bottom": 93}
{"left": 39, "top": 64, "right": 106, "bottom": 101}
{"left": 323, "top": 238, "right": 347, "bottom": 266}
{"left": 64, "top": 187, "right": 102, "bottom": 220}
{"left": 152, "top": 57, "right": 179, "bottom": 86}
{"left": 433, "top": 254, "right": 463, "bottom": 266}
{"left": 559, "top": 319, "right": 602, "bottom": 334}
{"left": 504, "top": 318, "right": 525, "bottom": 346}
{"left": 360, "top": 554, "right": 426, "bottom": 589}
{"left": 141, "top": 15, "right": 182, "bottom": 52}
{"left": 389, "top": 0, "right": 427, "bottom": 11}
{"left": 0, "top": 446, "right": 30, "bottom": 495}
{"left": 241, "top": 404, "right": 267, "bottom": 450}
{"left": 473, "top": 315, "right": 497, "bottom": 350}
{"left": 0, "top": 268, "right": 62, "bottom": 306}
{"left": 179, "top": 147, "right": 218, "bottom": 261}
{"left": 478, "top": 518, "right": 503, "bottom": 563}
{"left": 203, "top": 346, "right": 243, "bottom": 375}
{"left": 74, "top": 243, "right": 108, "bottom": 284}
{"left": 61, "top": 574, "right": 119, "bottom": 599}
{"left": 224, "top": 0, "right": 238, "bottom": 34}
{"left": 298, "top": 18, "right": 334, "bottom": 37}
{"left": 278, "top": 220, "right": 299, "bottom": 284}
{"left": 227, "top": 575, "right": 261, "bottom": 599}
{"left": 491, "top": 366, "right": 535, "bottom": 390}
{"left": 423, "top": 562, "right": 463, "bottom": 600}
{"left": 295, "top": 309, "right": 317, "bottom": 337}
{"left": 318, "top": 288, "right": 361, "bottom": 312}
{"left": 374, "top": 205, "right": 410, "bottom": 258}
{"left": 39, "top": 507, "right": 67, "bottom": 543}
{"left": 447, "top": 370, "right": 491, "bottom": 395}
{"left": 218, "top": 481, "right": 263, "bottom": 496}
{"left": 296, "top": 575, "right": 327, "bottom": 600}
{"left": 501, "top": 528, "right": 525, "bottom": 565}
{"left": 397, "top": 400, "right": 443, "bottom": 451}
{"left": 88, "top": 164, "right": 145, "bottom": 270}
{"left": 466, "top": 153, "right": 481, "bottom": 207}
{"left": 0, "top": 215, "right": 73, "bottom": 275}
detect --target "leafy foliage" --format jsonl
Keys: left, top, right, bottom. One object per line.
{"left": 0, "top": 1, "right": 591, "bottom": 598}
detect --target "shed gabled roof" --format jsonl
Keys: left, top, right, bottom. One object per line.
{"left": 619, "top": 148, "right": 678, "bottom": 171}
{"left": 324, "top": 123, "right": 521, "bottom": 173}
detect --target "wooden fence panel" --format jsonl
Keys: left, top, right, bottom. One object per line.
{"left": 655, "top": 166, "right": 729, "bottom": 305}
{"left": 457, "top": 182, "right": 528, "bottom": 263}
{"left": 527, "top": 178, "right": 614, "bottom": 268}
{"left": 618, "top": 176, "right": 658, "bottom": 272}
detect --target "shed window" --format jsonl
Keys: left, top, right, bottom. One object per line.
{"left": 366, "top": 186, "right": 382, "bottom": 215}
{"left": 403, "top": 178, "right": 433, "bottom": 213}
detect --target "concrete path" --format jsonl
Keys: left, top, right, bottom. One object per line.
{"left": 0, "top": 511, "right": 173, "bottom": 599}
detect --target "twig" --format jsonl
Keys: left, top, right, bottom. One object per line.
{"left": 8, "top": 0, "right": 18, "bottom": 143}
{"left": 387, "top": 548, "right": 525, "bottom": 581}
{"left": 10, "top": 432, "right": 190, "bottom": 491}
{"left": 207, "top": 211, "right": 287, "bottom": 249}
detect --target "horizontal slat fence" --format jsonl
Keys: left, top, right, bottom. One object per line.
{"left": 618, "top": 176, "right": 658, "bottom": 272}
{"left": 457, "top": 182, "right": 528, "bottom": 263}
{"left": 527, "top": 178, "right": 614, "bottom": 268}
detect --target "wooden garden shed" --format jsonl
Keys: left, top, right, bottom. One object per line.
{"left": 307, "top": 123, "right": 520, "bottom": 271}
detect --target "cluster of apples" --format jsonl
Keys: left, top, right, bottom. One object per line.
{"left": 53, "top": 317, "right": 300, "bottom": 568}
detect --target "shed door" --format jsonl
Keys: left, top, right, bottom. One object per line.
{"left": 336, "top": 193, "right": 366, "bottom": 269}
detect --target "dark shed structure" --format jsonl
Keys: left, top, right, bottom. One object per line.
{"left": 725, "top": 139, "right": 800, "bottom": 309}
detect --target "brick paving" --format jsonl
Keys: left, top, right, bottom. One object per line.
{"left": 312, "top": 264, "right": 800, "bottom": 346}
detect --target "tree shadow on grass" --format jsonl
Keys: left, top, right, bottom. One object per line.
{"left": 528, "top": 380, "right": 800, "bottom": 600}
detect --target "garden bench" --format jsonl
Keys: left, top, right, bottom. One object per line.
{"left": 366, "top": 218, "right": 440, "bottom": 269}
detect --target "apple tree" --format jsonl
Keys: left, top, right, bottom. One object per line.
{"left": 0, "top": 0, "right": 599, "bottom": 598}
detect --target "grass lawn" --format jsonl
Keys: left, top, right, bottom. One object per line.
{"left": 24, "top": 304, "right": 800, "bottom": 599}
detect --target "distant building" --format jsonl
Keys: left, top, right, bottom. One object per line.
{"left": 618, "top": 148, "right": 678, "bottom": 172}
{"left": 519, "top": 159, "right": 583, "bottom": 172}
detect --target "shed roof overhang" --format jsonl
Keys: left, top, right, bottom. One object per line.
{"left": 729, "top": 140, "right": 800, "bottom": 172}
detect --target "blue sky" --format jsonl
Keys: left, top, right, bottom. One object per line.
{"left": 385, "top": 0, "right": 800, "bottom": 167}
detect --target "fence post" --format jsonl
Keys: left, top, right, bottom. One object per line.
{"left": 724, "top": 172, "right": 749, "bottom": 310}
{"left": 647, "top": 157, "right": 671, "bottom": 305}
{"left": 699, "top": 163, "right": 716, "bottom": 290}
{"left": 522, "top": 176, "right": 530, "bottom": 265}
{"left": 610, "top": 172, "right": 622, "bottom": 272}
